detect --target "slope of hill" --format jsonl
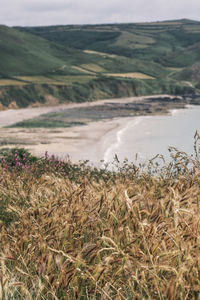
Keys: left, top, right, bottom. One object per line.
{"left": 0, "top": 20, "right": 199, "bottom": 108}
{"left": 0, "top": 25, "right": 75, "bottom": 77}
{"left": 18, "top": 19, "right": 200, "bottom": 65}
{"left": 172, "top": 62, "right": 200, "bottom": 81}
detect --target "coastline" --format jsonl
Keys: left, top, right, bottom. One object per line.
{"left": 0, "top": 94, "right": 184, "bottom": 127}
{"left": 101, "top": 105, "right": 200, "bottom": 165}
{"left": 0, "top": 118, "right": 123, "bottom": 163}
{"left": 0, "top": 95, "right": 199, "bottom": 164}
{"left": 102, "top": 116, "right": 145, "bottom": 163}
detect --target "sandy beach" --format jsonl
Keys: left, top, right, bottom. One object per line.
{"left": 0, "top": 96, "right": 147, "bottom": 162}
{"left": 0, "top": 118, "right": 125, "bottom": 163}
{"left": 0, "top": 94, "right": 198, "bottom": 163}
{"left": 0, "top": 95, "right": 148, "bottom": 127}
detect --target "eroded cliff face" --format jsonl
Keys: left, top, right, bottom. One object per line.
{"left": 0, "top": 77, "right": 196, "bottom": 110}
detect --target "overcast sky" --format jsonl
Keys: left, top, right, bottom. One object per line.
{"left": 1, "top": 0, "right": 200, "bottom": 27}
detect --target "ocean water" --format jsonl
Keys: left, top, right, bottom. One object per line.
{"left": 102, "top": 105, "right": 200, "bottom": 165}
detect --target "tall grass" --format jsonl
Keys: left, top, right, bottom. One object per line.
{"left": 0, "top": 140, "right": 200, "bottom": 299}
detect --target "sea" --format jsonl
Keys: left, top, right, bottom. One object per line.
{"left": 101, "top": 105, "right": 200, "bottom": 166}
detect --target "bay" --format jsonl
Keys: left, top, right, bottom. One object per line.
{"left": 102, "top": 105, "right": 200, "bottom": 165}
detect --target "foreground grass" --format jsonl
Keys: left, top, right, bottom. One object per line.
{"left": 0, "top": 146, "right": 200, "bottom": 299}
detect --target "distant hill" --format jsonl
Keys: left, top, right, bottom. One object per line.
{"left": 0, "top": 19, "right": 200, "bottom": 108}
{"left": 17, "top": 19, "right": 200, "bottom": 66}
{"left": 0, "top": 25, "right": 92, "bottom": 77}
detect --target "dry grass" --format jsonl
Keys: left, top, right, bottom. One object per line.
{"left": 113, "top": 32, "right": 155, "bottom": 49}
{"left": 71, "top": 66, "right": 95, "bottom": 75}
{"left": 81, "top": 64, "right": 105, "bottom": 73}
{"left": 15, "top": 75, "right": 95, "bottom": 85}
{"left": 0, "top": 79, "right": 27, "bottom": 86}
{"left": 0, "top": 147, "right": 200, "bottom": 299}
{"left": 184, "top": 25, "right": 200, "bottom": 33}
{"left": 51, "top": 75, "right": 95, "bottom": 84}
{"left": 14, "top": 76, "right": 61, "bottom": 85}
{"left": 83, "top": 50, "right": 116, "bottom": 58}
{"left": 107, "top": 72, "right": 155, "bottom": 79}
{"left": 167, "top": 67, "right": 184, "bottom": 71}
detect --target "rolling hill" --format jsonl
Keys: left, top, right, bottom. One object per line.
{"left": 0, "top": 19, "right": 200, "bottom": 108}
{"left": 0, "top": 25, "right": 94, "bottom": 77}
{"left": 18, "top": 19, "right": 200, "bottom": 66}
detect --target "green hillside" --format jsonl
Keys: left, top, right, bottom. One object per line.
{"left": 18, "top": 19, "right": 200, "bottom": 66}
{"left": 0, "top": 25, "right": 101, "bottom": 78}
{"left": 172, "top": 63, "right": 200, "bottom": 81}
{"left": 0, "top": 25, "right": 72, "bottom": 77}
{"left": 0, "top": 19, "right": 199, "bottom": 108}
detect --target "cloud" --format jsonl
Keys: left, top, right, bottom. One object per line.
{"left": 1, "top": 0, "right": 200, "bottom": 26}
{"left": 23, "top": 0, "right": 74, "bottom": 12}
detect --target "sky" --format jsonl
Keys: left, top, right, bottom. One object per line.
{"left": 1, "top": 0, "right": 200, "bottom": 27}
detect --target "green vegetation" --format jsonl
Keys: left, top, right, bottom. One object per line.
{"left": 8, "top": 119, "right": 86, "bottom": 128}
{"left": 171, "top": 62, "right": 200, "bottom": 82}
{"left": 0, "top": 26, "right": 73, "bottom": 77}
{"left": 0, "top": 19, "right": 199, "bottom": 108}
{"left": 1, "top": 20, "right": 200, "bottom": 298}
{"left": 0, "top": 138, "right": 200, "bottom": 298}
{"left": 0, "top": 76, "right": 195, "bottom": 109}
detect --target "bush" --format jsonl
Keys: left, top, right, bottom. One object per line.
{"left": 0, "top": 148, "right": 37, "bottom": 170}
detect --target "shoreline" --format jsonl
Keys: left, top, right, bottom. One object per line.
{"left": 101, "top": 105, "right": 200, "bottom": 165}
{"left": 0, "top": 118, "right": 123, "bottom": 163}
{"left": 102, "top": 116, "right": 145, "bottom": 163}
{"left": 0, "top": 94, "right": 184, "bottom": 128}
{"left": 0, "top": 95, "right": 199, "bottom": 163}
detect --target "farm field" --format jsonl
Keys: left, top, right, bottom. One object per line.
{"left": 71, "top": 66, "right": 96, "bottom": 74}
{"left": 83, "top": 49, "right": 117, "bottom": 58}
{"left": 81, "top": 64, "right": 106, "bottom": 73}
{"left": 106, "top": 72, "right": 155, "bottom": 79}
{"left": 0, "top": 19, "right": 200, "bottom": 108}
{"left": 14, "top": 75, "right": 96, "bottom": 85}
{"left": 0, "top": 79, "right": 27, "bottom": 86}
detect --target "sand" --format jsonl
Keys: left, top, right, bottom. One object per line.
{"left": 0, "top": 96, "right": 137, "bottom": 162}
{"left": 0, "top": 118, "right": 126, "bottom": 163}
{"left": 0, "top": 95, "right": 184, "bottom": 162}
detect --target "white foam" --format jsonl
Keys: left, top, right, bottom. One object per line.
{"left": 170, "top": 109, "right": 179, "bottom": 116}
{"left": 170, "top": 104, "right": 195, "bottom": 116}
{"left": 103, "top": 117, "right": 144, "bottom": 163}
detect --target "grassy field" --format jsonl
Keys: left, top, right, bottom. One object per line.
{"left": 0, "top": 19, "right": 199, "bottom": 107}
{"left": 113, "top": 31, "right": 155, "bottom": 49}
{"left": 0, "top": 79, "right": 27, "bottom": 86}
{"left": 52, "top": 75, "right": 96, "bottom": 84}
{"left": 14, "top": 75, "right": 96, "bottom": 85}
{"left": 14, "top": 76, "right": 61, "bottom": 85}
{"left": 71, "top": 66, "right": 96, "bottom": 75}
{"left": 106, "top": 72, "right": 155, "bottom": 79}
{"left": 81, "top": 64, "right": 106, "bottom": 73}
{"left": 83, "top": 49, "right": 116, "bottom": 58}
{"left": 12, "top": 19, "right": 200, "bottom": 79}
{"left": 7, "top": 119, "right": 86, "bottom": 128}
{"left": 0, "top": 144, "right": 200, "bottom": 299}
